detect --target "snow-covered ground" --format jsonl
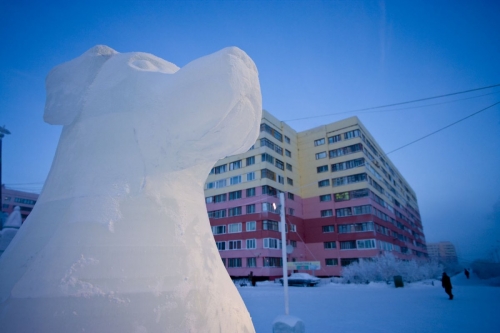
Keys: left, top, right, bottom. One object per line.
{"left": 238, "top": 273, "right": 500, "bottom": 333}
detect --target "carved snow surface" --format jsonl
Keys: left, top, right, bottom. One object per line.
{"left": 0, "top": 45, "right": 261, "bottom": 332}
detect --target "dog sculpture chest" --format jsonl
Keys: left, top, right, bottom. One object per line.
{"left": 0, "top": 45, "right": 261, "bottom": 332}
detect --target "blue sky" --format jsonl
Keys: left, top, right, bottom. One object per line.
{"left": 1, "top": 0, "right": 499, "bottom": 261}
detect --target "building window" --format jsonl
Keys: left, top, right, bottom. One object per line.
{"left": 286, "top": 163, "right": 293, "bottom": 171}
{"left": 344, "top": 129, "right": 361, "bottom": 140}
{"left": 316, "top": 152, "right": 327, "bottom": 160}
{"left": 261, "top": 138, "right": 283, "bottom": 155}
{"left": 246, "top": 204, "right": 256, "bottom": 214}
{"left": 205, "top": 196, "right": 213, "bottom": 204}
{"left": 246, "top": 156, "right": 255, "bottom": 166}
{"left": 210, "top": 164, "right": 227, "bottom": 174}
{"left": 213, "top": 194, "right": 227, "bottom": 203}
{"left": 289, "top": 240, "right": 297, "bottom": 248}
{"left": 229, "top": 240, "right": 242, "bottom": 250}
{"left": 314, "top": 138, "right": 325, "bottom": 146}
{"left": 263, "top": 238, "right": 281, "bottom": 249}
{"left": 247, "top": 172, "right": 255, "bottom": 181}
{"left": 288, "top": 208, "right": 295, "bottom": 216}
{"left": 247, "top": 257, "right": 257, "bottom": 267}
{"left": 228, "top": 222, "right": 242, "bottom": 233}
{"left": 338, "top": 222, "right": 374, "bottom": 233}
{"left": 263, "top": 220, "right": 280, "bottom": 231}
{"left": 334, "top": 189, "right": 369, "bottom": 202}
{"left": 328, "top": 135, "right": 341, "bottom": 144}
{"left": 332, "top": 173, "right": 367, "bottom": 187}
{"left": 290, "top": 224, "right": 297, "bottom": 232}
{"left": 287, "top": 177, "right": 293, "bottom": 186}
{"left": 215, "top": 179, "right": 227, "bottom": 189}
{"left": 353, "top": 205, "right": 371, "bottom": 215}
{"left": 216, "top": 241, "right": 226, "bottom": 250}
{"left": 260, "top": 123, "right": 283, "bottom": 142}
{"left": 287, "top": 192, "right": 295, "bottom": 200}
{"left": 321, "top": 209, "right": 333, "bottom": 217}
{"left": 261, "top": 169, "right": 276, "bottom": 181}
{"left": 324, "top": 241, "right": 336, "bottom": 249}
{"left": 230, "top": 175, "right": 242, "bottom": 185}
{"left": 319, "top": 194, "right": 332, "bottom": 202}
{"left": 246, "top": 187, "right": 256, "bottom": 197}
{"left": 212, "top": 225, "right": 226, "bottom": 235}
{"left": 285, "top": 149, "right": 292, "bottom": 157}
{"left": 276, "top": 159, "right": 285, "bottom": 170}
{"left": 229, "top": 190, "right": 242, "bottom": 200}
{"left": 357, "top": 239, "right": 376, "bottom": 249}
{"left": 262, "top": 203, "right": 279, "bottom": 214}
{"left": 334, "top": 192, "right": 350, "bottom": 202}
{"left": 341, "top": 258, "right": 359, "bottom": 266}
{"left": 336, "top": 207, "right": 352, "bottom": 217}
{"left": 229, "top": 160, "right": 242, "bottom": 170}
{"left": 322, "top": 225, "right": 335, "bottom": 233}
{"left": 262, "top": 185, "right": 278, "bottom": 196}
{"left": 326, "top": 258, "right": 339, "bottom": 266}
{"left": 285, "top": 136, "right": 291, "bottom": 144}
{"left": 340, "top": 241, "right": 357, "bottom": 250}
{"left": 318, "top": 179, "right": 330, "bottom": 187}
{"left": 278, "top": 175, "right": 284, "bottom": 184}
{"left": 246, "top": 221, "right": 256, "bottom": 231}
{"left": 221, "top": 258, "right": 226, "bottom": 266}
{"left": 317, "top": 165, "right": 328, "bottom": 173}
{"left": 329, "top": 143, "right": 363, "bottom": 158}
{"left": 208, "top": 209, "right": 227, "bottom": 219}
{"left": 262, "top": 153, "right": 274, "bottom": 164}
{"left": 228, "top": 207, "right": 242, "bottom": 217}
{"left": 228, "top": 258, "right": 242, "bottom": 267}
{"left": 246, "top": 239, "right": 256, "bottom": 249}
{"left": 263, "top": 257, "right": 282, "bottom": 267}
{"left": 331, "top": 158, "right": 365, "bottom": 172}
{"left": 379, "top": 240, "right": 394, "bottom": 251}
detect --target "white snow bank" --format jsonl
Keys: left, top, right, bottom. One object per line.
{"left": 240, "top": 279, "right": 500, "bottom": 333}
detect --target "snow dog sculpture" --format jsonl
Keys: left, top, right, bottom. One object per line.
{"left": 0, "top": 45, "right": 261, "bottom": 332}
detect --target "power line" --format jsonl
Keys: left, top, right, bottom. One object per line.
{"left": 284, "top": 83, "right": 500, "bottom": 122}
{"left": 385, "top": 101, "right": 500, "bottom": 155}
{"left": 353, "top": 90, "right": 500, "bottom": 115}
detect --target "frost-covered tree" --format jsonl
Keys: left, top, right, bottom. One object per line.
{"left": 342, "top": 253, "right": 442, "bottom": 283}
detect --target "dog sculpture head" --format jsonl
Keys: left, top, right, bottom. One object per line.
{"left": 44, "top": 45, "right": 262, "bottom": 175}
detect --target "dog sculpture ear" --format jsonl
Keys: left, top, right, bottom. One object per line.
{"left": 44, "top": 45, "right": 117, "bottom": 125}
{"left": 170, "top": 47, "right": 262, "bottom": 162}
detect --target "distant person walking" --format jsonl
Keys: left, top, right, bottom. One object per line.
{"left": 464, "top": 268, "right": 470, "bottom": 279}
{"left": 249, "top": 271, "right": 256, "bottom": 286}
{"left": 441, "top": 272, "right": 453, "bottom": 300}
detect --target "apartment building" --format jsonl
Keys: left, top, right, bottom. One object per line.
{"left": 427, "top": 241, "right": 458, "bottom": 265}
{"left": 204, "top": 110, "right": 427, "bottom": 279}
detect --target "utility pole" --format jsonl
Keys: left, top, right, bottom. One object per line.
{"left": 0, "top": 125, "right": 11, "bottom": 214}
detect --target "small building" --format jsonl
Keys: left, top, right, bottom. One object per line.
{"left": 1, "top": 185, "right": 39, "bottom": 224}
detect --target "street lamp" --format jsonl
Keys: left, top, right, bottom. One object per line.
{"left": 274, "top": 193, "right": 289, "bottom": 315}
{"left": 271, "top": 193, "right": 305, "bottom": 333}
{"left": 0, "top": 125, "right": 11, "bottom": 214}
